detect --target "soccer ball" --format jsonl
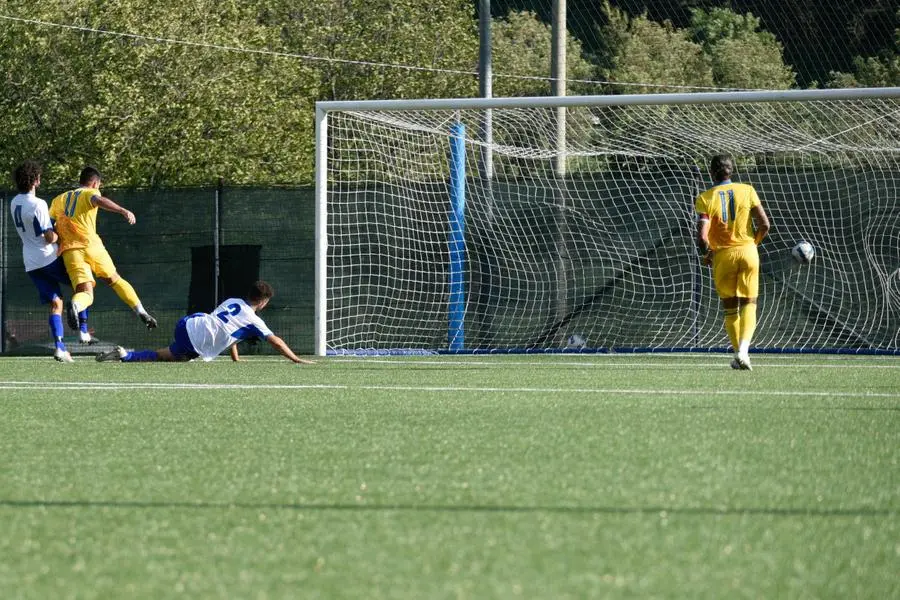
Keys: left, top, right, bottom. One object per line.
{"left": 566, "top": 334, "right": 586, "bottom": 349}
{"left": 791, "top": 241, "right": 816, "bottom": 264}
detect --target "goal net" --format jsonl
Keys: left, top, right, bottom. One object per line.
{"left": 315, "top": 89, "right": 900, "bottom": 355}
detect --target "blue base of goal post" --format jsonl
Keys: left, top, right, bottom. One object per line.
{"left": 448, "top": 121, "right": 466, "bottom": 352}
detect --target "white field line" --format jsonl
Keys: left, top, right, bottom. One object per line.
{"left": 0, "top": 380, "right": 897, "bottom": 398}
{"left": 4, "top": 355, "right": 899, "bottom": 369}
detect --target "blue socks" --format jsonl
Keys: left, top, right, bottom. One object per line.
{"left": 79, "top": 309, "right": 89, "bottom": 333}
{"left": 49, "top": 314, "right": 66, "bottom": 351}
{"left": 123, "top": 350, "right": 158, "bottom": 362}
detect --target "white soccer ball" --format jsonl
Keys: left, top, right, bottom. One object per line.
{"left": 566, "top": 334, "right": 586, "bottom": 349}
{"left": 792, "top": 241, "right": 816, "bottom": 264}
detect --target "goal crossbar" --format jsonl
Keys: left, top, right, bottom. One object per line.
{"left": 316, "top": 87, "right": 900, "bottom": 114}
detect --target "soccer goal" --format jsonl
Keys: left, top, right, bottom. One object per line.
{"left": 314, "top": 88, "right": 900, "bottom": 356}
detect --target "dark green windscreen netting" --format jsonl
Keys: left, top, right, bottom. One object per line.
{"left": 2, "top": 187, "right": 315, "bottom": 356}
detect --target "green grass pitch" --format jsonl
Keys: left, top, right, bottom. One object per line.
{"left": 1, "top": 354, "right": 898, "bottom": 598}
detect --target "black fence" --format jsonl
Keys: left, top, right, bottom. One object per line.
{"left": 1, "top": 186, "right": 316, "bottom": 356}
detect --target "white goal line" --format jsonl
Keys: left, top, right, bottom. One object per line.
{"left": 0, "top": 380, "right": 897, "bottom": 399}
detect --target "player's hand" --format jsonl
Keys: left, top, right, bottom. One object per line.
{"left": 123, "top": 210, "right": 136, "bottom": 225}
{"left": 296, "top": 358, "right": 315, "bottom": 365}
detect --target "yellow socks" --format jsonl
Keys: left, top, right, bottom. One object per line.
{"left": 723, "top": 308, "right": 740, "bottom": 352}
{"left": 110, "top": 278, "right": 141, "bottom": 310}
{"left": 739, "top": 302, "right": 757, "bottom": 352}
{"left": 71, "top": 291, "right": 94, "bottom": 310}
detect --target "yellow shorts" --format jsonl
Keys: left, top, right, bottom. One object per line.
{"left": 712, "top": 245, "right": 759, "bottom": 299}
{"left": 61, "top": 244, "right": 118, "bottom": 286}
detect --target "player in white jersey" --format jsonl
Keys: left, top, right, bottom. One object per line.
{"left": 9, "top": 161, "right": 94, "bottom": 362}
{"left": 96, "top": 280, "right": 313, "bottom": 364}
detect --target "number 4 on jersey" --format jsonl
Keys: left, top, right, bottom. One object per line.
{"left": 13, "top": 205, "right": 26, "bottom": 233}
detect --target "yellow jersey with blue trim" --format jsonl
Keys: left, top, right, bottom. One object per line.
{"left": 49, "top": 187, "right": 103, "bottom": 253}
{"left": 694, "top": 181, "right": 761, "bottom": 251}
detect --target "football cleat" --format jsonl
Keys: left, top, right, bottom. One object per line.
{"left": 96, "top": 346, "right": 128, "bottom": 362}
{"left": 65, "top": 301, "right": 80, "bottom": 331}
{"left": 736, "top": 353, "right": 753, "bottom": 371}
{"left": 54, "top": 348, "right": 74, "bottom": 363}
{"left": 79, "top": 331, "right": 98, "bottom": 345}
{"left": 730, "top": 358, "right": 741, "bottom": 370}
{"left": 140, "top": 312, "right": 158, "bottom": 330}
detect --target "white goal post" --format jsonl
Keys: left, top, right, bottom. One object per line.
{"left": 315, "top": 87, "right": 900, "bottom": 356}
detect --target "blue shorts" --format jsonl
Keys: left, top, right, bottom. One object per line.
{"left": 27, "top": 258, "right": 72, "bottom": 304}
{"left": 168, "top": 314, "right": 202, "bottom": 360}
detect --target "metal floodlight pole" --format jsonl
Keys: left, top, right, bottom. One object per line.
{"left": 479, "top": 0, "right": 494, "bottom": 182}
{"left": 551, "top": 0, "right": 567, "bottom": 177}
{"left": 551, "top": 0, "right": 568, "bottom": 323}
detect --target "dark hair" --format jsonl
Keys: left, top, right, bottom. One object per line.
{"left": 247, "top": 280, "right": 274, "bottom": 304}
{"left": 79, "top": 165, "right": 102, "bottom": 186}
{"left": 13, "top": 160, "right": 42, "bottom": 193}
{"left": 710, "top": 154, "right": 733, "bottom": 182}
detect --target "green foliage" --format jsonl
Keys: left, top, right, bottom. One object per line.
{"left": 0, "top": 0, "right": 479, "bottom": 186}
{"left": 595, "top": 4, "right": 796, "bottom": 92}
{"left": 827, "top": 14, "right": 899, "bottom": 88}
{"left": 689, "top": 7, "right": 796, "bottom": 90}
{"left": 0, "top": 1, "right": 888, "bottom": 187}
{"left": 827, "top": 55, "right": 900, "bottom": 87}
{"left": 267, "top": 0, "right": 478, "bottom": 102}
{"left": 490, "top": 10, "right": 596, "bottom": 97}
{"left": 598, "top": 3, "right": 713, "bottom": 93}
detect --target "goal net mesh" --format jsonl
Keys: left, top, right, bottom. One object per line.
{"left": 323, "top": 95, "right": 900, "bottom": 353}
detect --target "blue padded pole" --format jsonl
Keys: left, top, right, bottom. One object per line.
{"left": 448, "top": 122, "right": 466, "bottom": 351}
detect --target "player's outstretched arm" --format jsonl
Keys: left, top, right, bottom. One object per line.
{"left": 265, "top": 334, "right": 315, "bottom": 364}
{"left": 229, "top": 343, "right": 241, "bottom": 362}
{"left": 93, "top": 195, "right": 136, "bottom": 225}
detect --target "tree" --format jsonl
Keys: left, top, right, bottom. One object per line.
{"left": 266, "top": 0, "right": 478, "bottom": 102}
{"left": 597, "top": 3, "right": 713, "bottom": 94}
{"left": 0, "top": 0, "right": 482, "bottom": 186}
{"left": 689, "top": 7, "right": 795, "bottom": 90}
{"left": 490, "top": 10, "right": 596, "bottom": 97}
{"left": 0, "top": 0, "right": 319, "bottom": 186}
{"left": 826, "top": 12, "right": 899, "bottom": 88}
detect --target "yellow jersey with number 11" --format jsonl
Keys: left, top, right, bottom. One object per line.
{"left": 694, "top": 181, "right": 761, "bottom": 251}
{"left": 49, "top": 187, "right": 104, "bottom": 253}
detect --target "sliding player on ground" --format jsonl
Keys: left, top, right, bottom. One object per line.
{"left": 10, "top": 161, "right": 95, "bottom": 362}
{"left": 97, "top": 280, "right": 313, "bottom": 364}
{"left": 49, "top": 166, "right": 157, "bottom": 331}
{"left": 695, "top": 154, "right": 770, "bottom": 371}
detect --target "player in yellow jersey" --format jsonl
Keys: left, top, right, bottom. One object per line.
{"left": 695, "top": 155, "right": 770, "bottom": 371}
{"left": 49, "top": 166, "right": 157, "bottom": 331}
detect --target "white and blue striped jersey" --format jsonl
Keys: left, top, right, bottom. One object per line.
{"left": 10, "top": 193, "right": 58, "bottom": 272}
{"left": 186, "top": 298, "right": 274, "bottom": 361}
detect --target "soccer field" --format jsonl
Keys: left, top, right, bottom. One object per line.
{"left": 1, "top": 354, "right": 897, "bottom": 598}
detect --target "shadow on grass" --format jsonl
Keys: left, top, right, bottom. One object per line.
{"left": 0, "top": 499, "right": 895, "bottom": 518}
